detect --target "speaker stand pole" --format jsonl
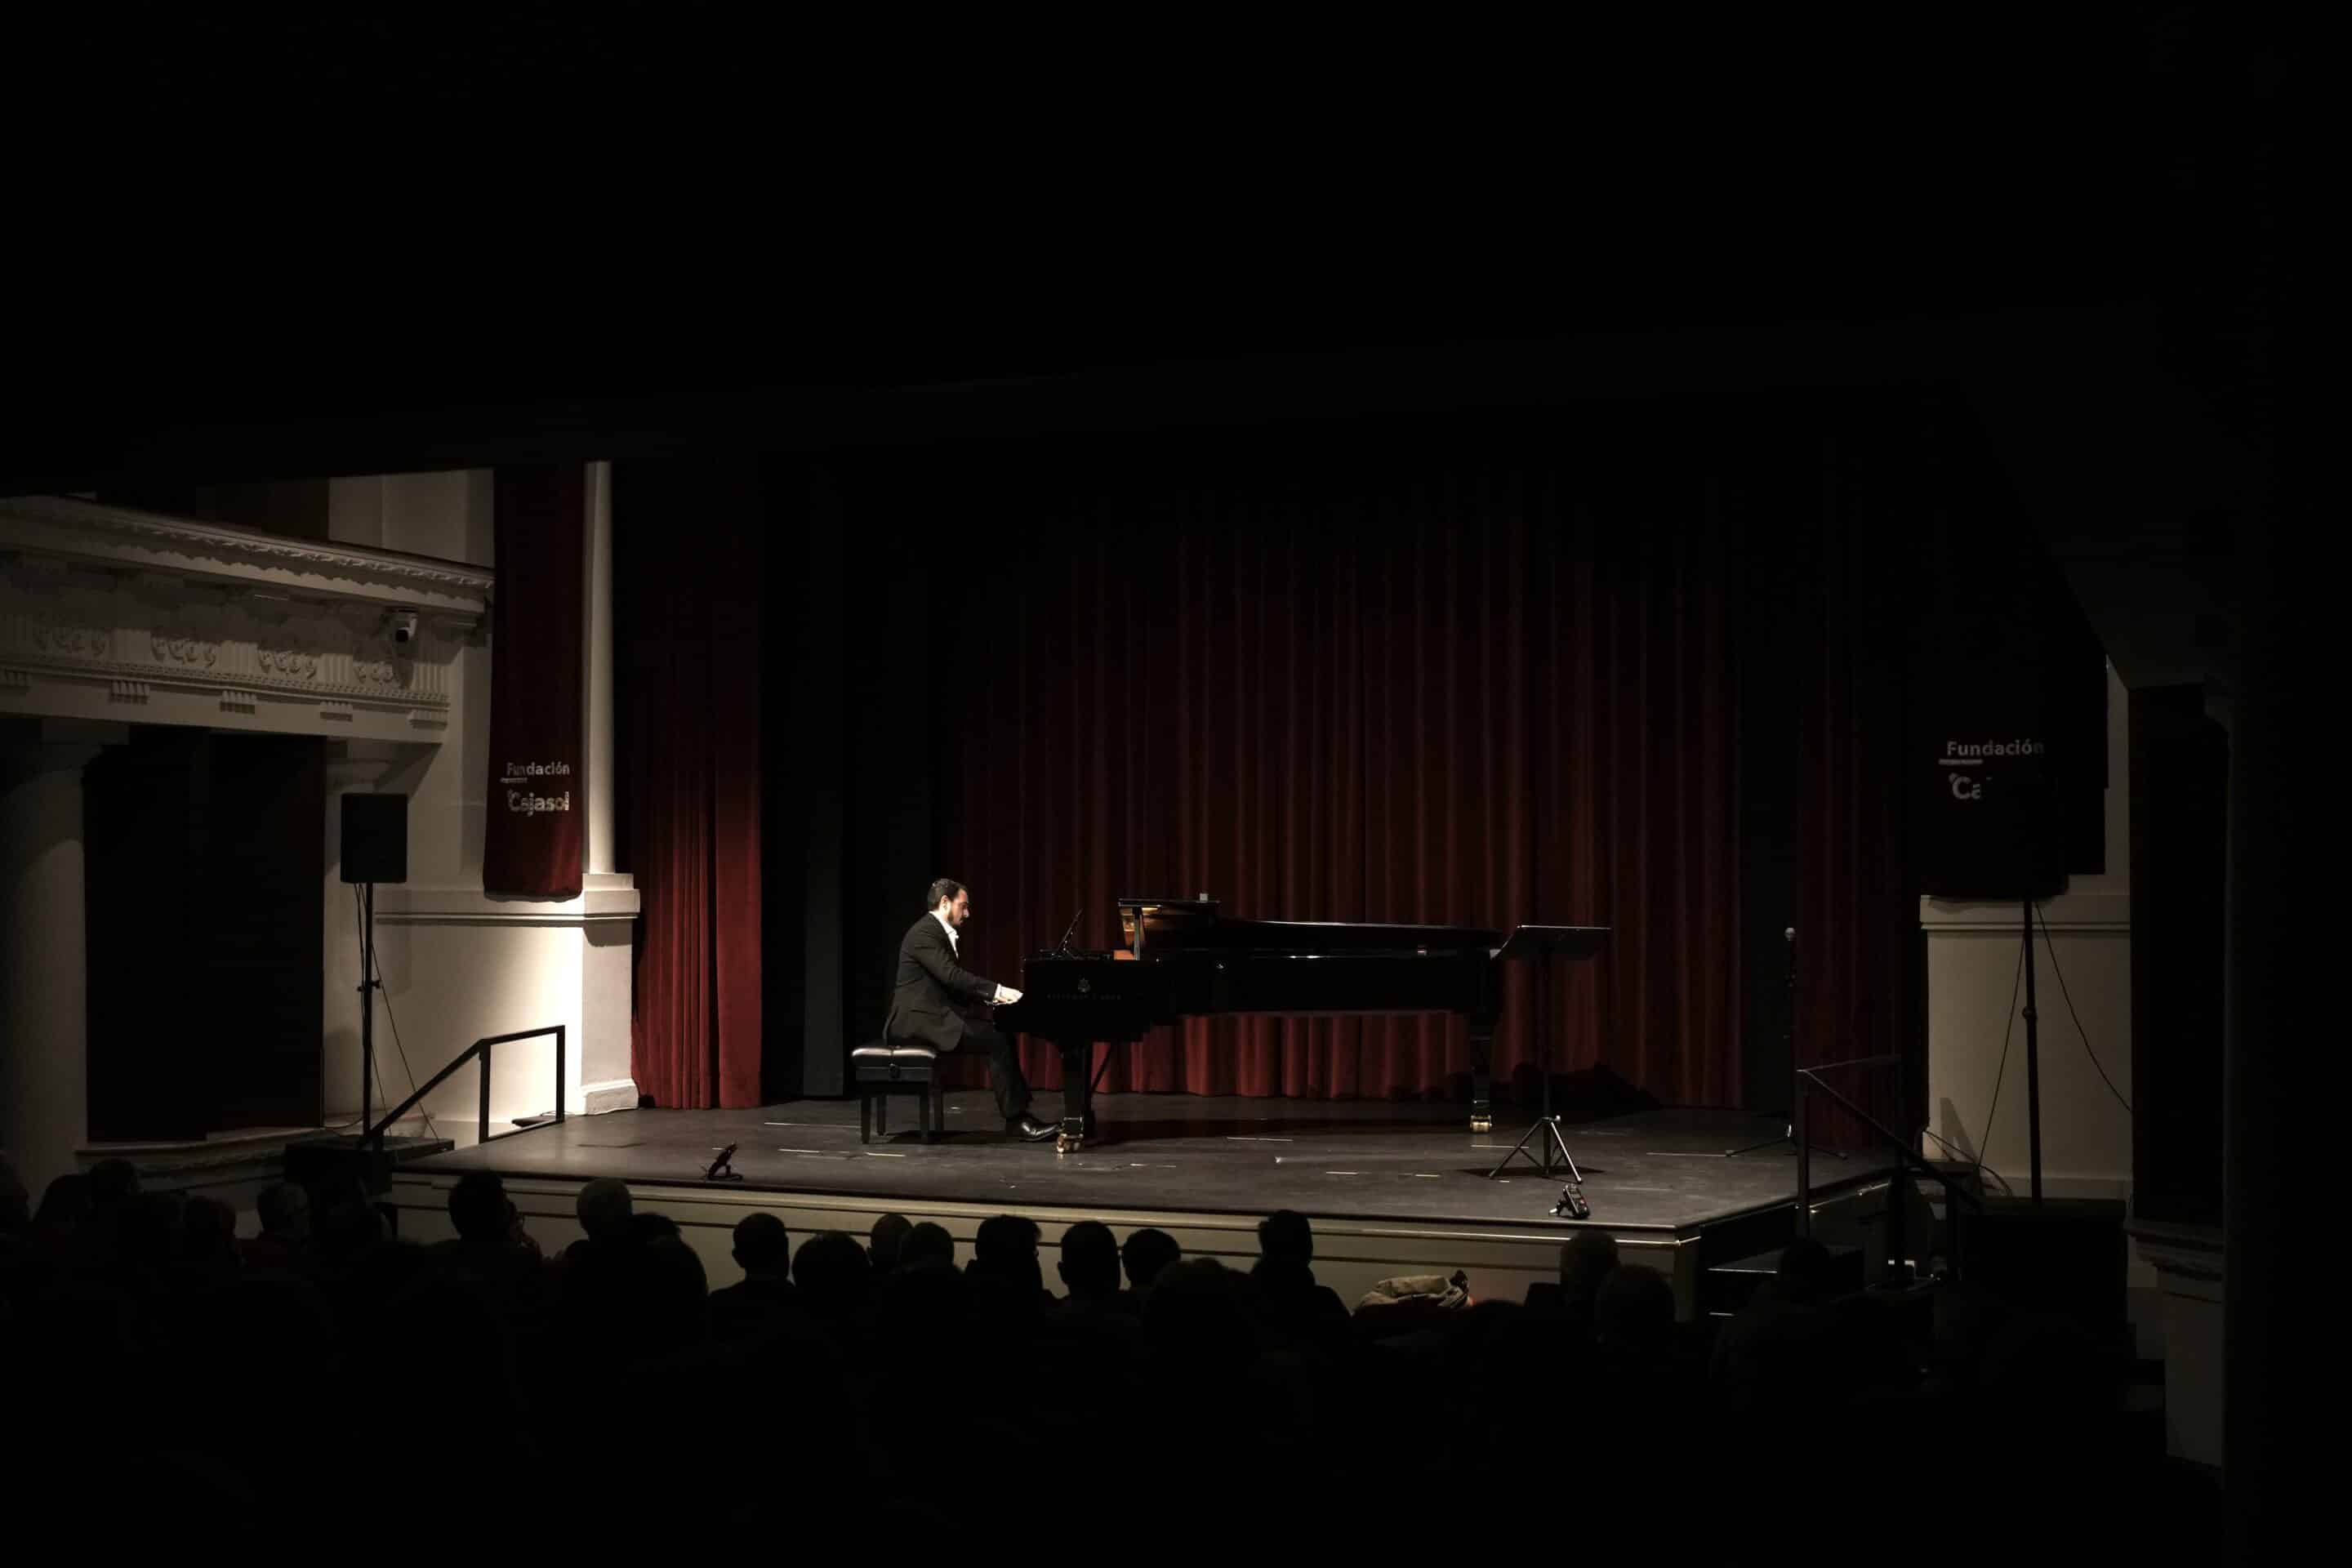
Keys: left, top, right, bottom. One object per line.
{"left": 359, "top": 881, "right": 376, "bottom": 1141}
{"left": 2022, "top": 897, "right": 2043, "bottom": 1203}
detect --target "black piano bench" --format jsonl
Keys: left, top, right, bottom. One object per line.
{"left": 850, "top": 1043, "right": 944, "bottom": 1144}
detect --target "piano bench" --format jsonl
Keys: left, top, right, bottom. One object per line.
{"left": 850, "top": 1043, "right": 944, "bottom": 1144}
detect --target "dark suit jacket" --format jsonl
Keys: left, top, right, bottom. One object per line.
{"left": 884, "top": 913, "right": 1000, "bottom": 1049}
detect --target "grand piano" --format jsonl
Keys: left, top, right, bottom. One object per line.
{"left": 992, "top": 897, "right": 1609, "bottom": 1152}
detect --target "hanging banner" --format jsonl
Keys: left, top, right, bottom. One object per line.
{"left": 484, "top": 465, "right": 585, "bottom": 899}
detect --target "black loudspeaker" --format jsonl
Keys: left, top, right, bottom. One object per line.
{"left": 340, "top": 792, "right": 408, "bottom": 884}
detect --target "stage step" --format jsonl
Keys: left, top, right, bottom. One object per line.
{"left": 282, "top": 1131, "right": 456, "bottom": 1197}
{"left": 1700, "top": 1241, "right": 1864, "bottom": 1316}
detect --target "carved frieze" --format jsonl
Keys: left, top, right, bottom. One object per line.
{"left": 0, "top": 493, "right": 488, "bottom": 741}
{"left": 32, "top": 621, "right": 110, "bottom": 659}
{"left": 150, "top": 632, "right": 221, "bottom": 668}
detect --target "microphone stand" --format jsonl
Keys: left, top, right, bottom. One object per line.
{"left": 1726, "top": 926, "right": 1846, "bottom": 1162}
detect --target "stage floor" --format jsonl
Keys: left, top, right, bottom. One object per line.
{"left": 408, "top": 1093, "right": 1893, "bottom": 1237}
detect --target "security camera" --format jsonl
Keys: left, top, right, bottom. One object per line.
{"left": 388, "top": 610, "right": 420, "bottom": 645}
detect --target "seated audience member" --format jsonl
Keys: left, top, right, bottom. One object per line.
{"left": 1120, "top": 1227, "right": 1181, "bottom": 1298}
{"left": 569, "top": 1178, "right": 635, "bottom": 1256}
{"left": 1055, "top": 1221, "right": 1130, "bottom": 1318}
{"left": 435, "top": 1172, "right": 546, "bottom": 1303}
{"left": 1592, "top": 1264, "right": 1678, "bottom": 1365}
{"left": 180, "top": 1195, "right": 243, "bottom": 1285}
{"left": 1542, "top": 1229, "right": 1618, "bottom": 1339}
{"left": 1143, "top": 1258, "right": 1257, "bottom": 1369}
{"left": 899, "top": 1221, "right": 956, "bottom": 1272}
{"left": 869, "top": 1212, "right": 913, "bottom": 1275}
{"left": 73, "top": 1157, "right": 144, "bottom": 1269}
{"left": 710, "top": 1213, "right": 801, "bottom": 1341}
{"left": 969, "top": 1214, "right": 1051, "bottom": 1309}
{"left": 240, "top": 1181, "right": 311, "bottom": 1272}
{"left": 34, "top": 1172, "right": 93, "bottom": 1238}
{"left": 1250, "top": 1209, "right": 1348, "bottom": 1334}
{"left": 87, "top": 1157, "right": 141, "bottom": 1210}
{"left": 791, "top": 1231, "right": 873, "bottom": 1326}
{"left": 1711, "top": 1237, "right": 1852, "bottom": 1408}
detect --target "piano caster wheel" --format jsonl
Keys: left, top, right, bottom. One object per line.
{"left": 1055, "top": 1129, "right": 1083, "bottom": 1156}
{"left": 1470, "top": 1118, "right": 1492, "bottom": 1134}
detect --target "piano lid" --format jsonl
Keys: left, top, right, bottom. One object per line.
{"left": 1118, "top": 896, "right": 1508, "bottom": 957}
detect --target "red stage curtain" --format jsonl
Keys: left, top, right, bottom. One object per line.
{"left": 613, "top": 461, "right": 764, "bottom": 1109}
{"left": 929, "top": 422, "right": 1745, "bottom": 1104}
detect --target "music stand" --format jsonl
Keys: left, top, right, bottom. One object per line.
{"left": 1484, "top": 926, "right": 1608, "bottom": 1216}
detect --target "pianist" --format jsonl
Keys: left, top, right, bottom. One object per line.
{"left": 886, "top": 878, "right": 1058, "bottom": 1143}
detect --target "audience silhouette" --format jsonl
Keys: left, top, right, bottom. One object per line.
{"left": 0, "top": 1159, "right": 2195, "bottom": 1544}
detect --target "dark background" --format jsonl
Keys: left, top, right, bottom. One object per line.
{"left": 5, "top": 7, "right": 2275, "bottom": 1211}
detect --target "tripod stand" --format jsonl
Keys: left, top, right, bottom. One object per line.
{"left": 358, "top": 881, "right": 380, "bottom": 1137}
{"left": 1486, "top": 947, "right": 1589, "bottom": 1218}
{"left": 1726, "top": 925, "right": 1846, "bottom": 1162}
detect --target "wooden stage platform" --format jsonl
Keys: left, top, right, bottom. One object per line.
{"left": 384, "top": 1094, "right": 1900, "bottom": 1316}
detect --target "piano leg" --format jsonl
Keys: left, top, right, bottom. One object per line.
{"left": 1057, "top": 1039, "right": 1092, "bottom": 1154}
{"left": 1468, "top": 1025, "right": 1494, "bottom": 1134}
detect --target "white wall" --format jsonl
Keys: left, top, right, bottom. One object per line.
{"left": 1923, "top": 661, "right": 2135, "bottom": 1197}
{"left": 325, "top": 467, "right": 638, "bottom": 1134}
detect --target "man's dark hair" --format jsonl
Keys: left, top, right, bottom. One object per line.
{"left": 448, "top": 1171, "right": 509, "bottom": 1242}
{"left": 1257, "top": 1209, "right": 1314, "bottom": 1265}
{"left": 972, "top": 1214, "right": 1044, "bottom": 1298}
{"left": 1775, "top": 1236, "right": 1838, "bottom": 1304}
{"left": 1058, "top": 1220, "right": 1120, "bottom": 1299}
{"left": 87, "top": 1157, "right": 141, "bottom": 1208}
{"left": 1121, "top": 1227, "right": 1181, "bottom": 1291}
{"left": 256, "top": 1180, "right": 309, "bottom": 1240}
{"left": 1560, "top": 1230, "right": 1619, "bottom": 1303}
{"left": 733, "top": 1211, "right": 791, "bottom": 1273}
{"left": 902, "top": 1221, "right": 956, "bottom": 1272}
{"left": 34, "top": 1173, "right": 91, "bottom": 1232}
{"left": 974, "top": 1213, "right": 1040, "bottom": 1265}
{"left": 1593, "top": 1264, "right": 1676, "bottom": 1354}
{"left": 793, "top": 1231, "right": 871, "bottom": 1313}
{"left": 925, "top": 877, "right": 967, "bottom": 910}
{"left": 870, "top": 1213, "right": 912, "bottom": 1272}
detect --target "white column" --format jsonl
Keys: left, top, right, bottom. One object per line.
{"left": 0, "top": 724, "right": 118, "bottom": 1192}
{"left": 323, "top": 742, "right": 404, "bottom": 1122}
{"left": 578, "top": 459, "right": 633, "bottom": 1111}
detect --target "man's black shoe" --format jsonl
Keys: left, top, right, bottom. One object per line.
{"left": 1009, "top": 1114, "right": 1058, "bottom": 1142}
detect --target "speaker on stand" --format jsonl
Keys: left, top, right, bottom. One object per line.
{"left": 340, "top": 793, "right": 408, "bottom": 1143}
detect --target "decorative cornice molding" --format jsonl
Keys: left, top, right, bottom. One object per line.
{"left": 0, "top": 495, "right": 493, "bottom": 608}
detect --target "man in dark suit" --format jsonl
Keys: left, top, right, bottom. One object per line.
{"left": 886, "top": 878, "right": 1057, "bottom": 1141}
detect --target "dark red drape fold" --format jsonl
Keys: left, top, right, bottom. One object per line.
{"left": 614, "top": 462, "right": 763, "bottom": 1109}
{"left": 484, "top": 466, "right": 586, "bottom": 899}
{"left": 926, "top": 425, "right": 1744, "bottom": 1105}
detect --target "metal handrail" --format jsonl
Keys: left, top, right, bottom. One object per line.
{"left": 364, "top": 1024, "right": 567, "bottom": 1156}
{"left": 1794, "top": 1051, "right": 1983, "bottom": 1271}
